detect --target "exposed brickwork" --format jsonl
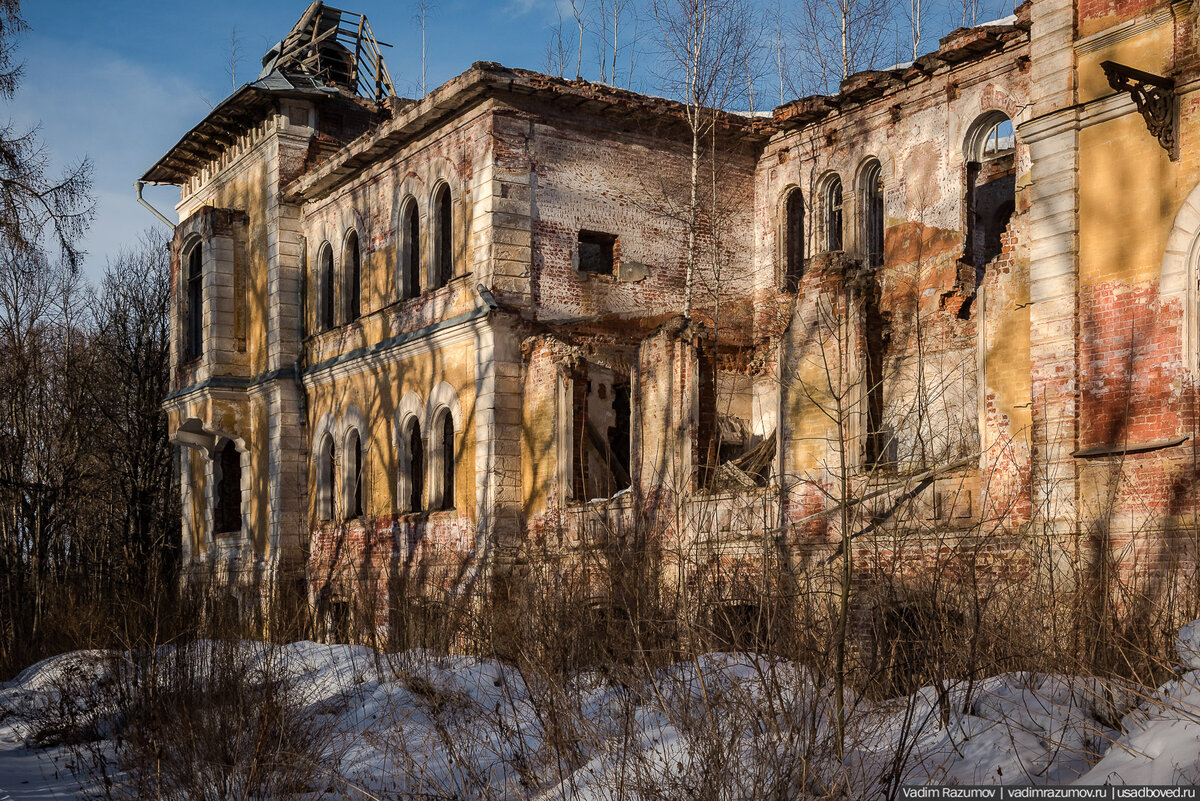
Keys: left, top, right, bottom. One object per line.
{"left": 150, "top": 0, "right": 1200, "bottom": 645}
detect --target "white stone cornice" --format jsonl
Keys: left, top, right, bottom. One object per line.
{"left": 1018, "top": 106, "right": 1082, "bottom": 143}
{"left": 301, "top": 311, "right": 490, "bottom": 386}
{"left": 1074, "top": 5, "right": 1176, "bottom": 54}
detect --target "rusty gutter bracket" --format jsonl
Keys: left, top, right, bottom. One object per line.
{"left": 1102, "top": 60, "right": 1178, "bottom": 160}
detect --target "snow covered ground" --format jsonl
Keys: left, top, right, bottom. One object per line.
{"left": 2, "top": 625, "right": 1200, "bottom": 799}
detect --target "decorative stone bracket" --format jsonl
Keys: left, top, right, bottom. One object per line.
{"left": 1102, "top": 60, "right": 1178, "bottom": 161}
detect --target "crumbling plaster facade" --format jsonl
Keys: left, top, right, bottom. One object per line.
{"left": 146, "top": 0, "right": 1200, "bottom": 639}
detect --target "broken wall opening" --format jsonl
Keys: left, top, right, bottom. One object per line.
{"left": 696, "top": 344, "right": 776, "bottom": 491}
{"left": 964, "top": 115, "right": 1016, "bottom": 289}
{"left": 861, "top": 274, "right": 894, "bottom": 470}
{"left": 570, "top": 360, "right": 632, "bottom": 501}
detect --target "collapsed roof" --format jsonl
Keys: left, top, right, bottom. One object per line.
{"left": 140, "top": 2, "right": 394, "bottom": 185}
{"left": 259, "top": 1, "right": 395, "bottom": 100}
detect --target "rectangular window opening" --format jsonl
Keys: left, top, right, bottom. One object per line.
{"left": 577, "top": 230, "right": 617, "bottom": 275}
{"left": 570, "top": 363, "right": 632, "bottom": 501}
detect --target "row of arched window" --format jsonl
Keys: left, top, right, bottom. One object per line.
{"left": 780, "top": 112, "right": 1014, "bottom": 291}
{"left": 314, "top": 406, "right": 458, "bottom": 522}
{"left": 780, "top": 157, "right": 885, "bottom": 290}
{"left": 315, "top": 181, "right": 456, "bottom": 333}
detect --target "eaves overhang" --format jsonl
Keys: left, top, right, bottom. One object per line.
{"left": 139, "top": 75, "right": 351, "bottom": 186}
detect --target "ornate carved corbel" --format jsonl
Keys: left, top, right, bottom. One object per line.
{"left": 1101, "top": 60, "right": 1178, "bottom": 160}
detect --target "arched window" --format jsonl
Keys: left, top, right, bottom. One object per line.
{"left": 345, "top": 230, "right": 361, "bottom": 322}
{"left": 860, "top": 160, "right": 884, "bottom": 268}
{"left": 964, "top": 113, "right": 1016, "bottom": 285}
{"left": 823, "top": 176, "right": 843, "bottom": 252}
{"left": 213, "top": 440, "right": 242, "bottom": 535}
{"left": 318, "top": 434, "right": 336, "bottom": 521}
{"left": 404, "top": 418, "right": 424, "bottom": 512}
{"left": 439, "top": 412, "right": 455, "bottom": 510}
{"left": 185, "top": 240, "right": 203, "bottom": 360}
{"left": 783, "top": 188, "right": 804, "bottom": 291}
{"left": 401, "top": 198, "right": 421, "bottom": 299}
{"left": 346, "top": 429, "right": 364, "bottom": 518}
{"left": 318, "top": 242, "right": 335, "bottom": 331}
{"left": 433, "top": 183, "right": 453, "bottom": 289}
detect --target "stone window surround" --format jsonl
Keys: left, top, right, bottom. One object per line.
{"left": 777, "top": 185, "right": 805, "bottom": 291}
{"left": 818, "top": 172, "right": 844, "bottom": 253}
{"left": 206, "top": 435, "right": 249, "bottom": 543}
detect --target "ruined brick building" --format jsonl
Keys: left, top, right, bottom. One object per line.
{"left": 141, "top": 0, "right": 1200, "bottom": 642}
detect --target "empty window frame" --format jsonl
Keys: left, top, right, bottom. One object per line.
{"left": 440, "top": 414, "right": 455, "bottom": 510}
{"left": 318, "top": 434, "right": 336, "bottom": 521}
{"left": 783, "top": 188, "right": 804, "bottom": 291}
{"left": 862, "top": 284, "right": 891, "bottom": 470}
{"left": 402, "top": 418, "right": 424, "bottom": 512}
{"left": 345, "top": 230, "right": 362, "bottom": 321}
{"left": 433, "top": 183, "right": 453, "bottom": 288}
{"left": 569, "top": 364, "right": 632, "bottom": 501}
{"left": 185, "top": 241, "right": 203, "bottom": 360}
{"left": 860, "top": 160, "right": 884, "bottom": 268}
{"left": 347, "top": 429, "right": 364, "bottom": 518}
{"left": 318, "top": 242, "right": 335, "bottom": 331}
{"left": 824, "top": 176, "right": 844, "bottom": 252}
{"left": 696, "top": 347, "right": 718, "bottom": 489}
{"left": 577, "top": 230, "right": 618, "bottom": 275}
{"left": 213, "top": 440, "right": 242, "bottom": 535}
{"left": 430, "top": 410, "right": 455, "bottom": 511}
{"left": 571, "top": 371, "right": 588, "bottom": 500}
{"left": 964, "top": 114, "right": 1016, "bottom": 285}
{"left": 981, "top": 117, "right": 1015, "bottom": 158}
{"left": 401, "top": 198, "right": 420, "bottom": 299}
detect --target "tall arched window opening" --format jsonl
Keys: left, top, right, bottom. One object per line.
{"left": 434, "top": 184, "right": 453, "bottom": 288}
{"left": 319, "top": 243, "right": 335, "bottom": 331}
{"left": 185, "top": 241, "right": 203, "bottom": 360}
{"left": 345, "top": 231, "right": 361, "bottom": 321}
{"left": 439, "top": 413, "right": 455, "bottom": 510}
{"left": 405, "top": 419, "right": 424, "bottom": 512}
{"left": 319, "top": 434, "right": 336, "bottom": 521}
{"left": 860, "top": 160, "right": 884, "bottom": 268}
{"left": 783, "top": 188, "right": 804, "bottom": 291}
{"left": 347, "top": 430, "right": 364, "bottom": 518}
{"left": 402, "top": 199, "right": 420, "bottom": 299}
{"left": 214, "top": 440, "right": 242, "bottom": 534}
{"left": 965, "top": 114, "right": 1016, "bottom": 286}
{"left": 824, "top": 177, "right": 843, "bottom": 252}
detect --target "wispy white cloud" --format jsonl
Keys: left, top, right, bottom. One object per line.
{"left": 504, "top": 0, "right": 542, "bottom": 15}
{"left": 10, "top": 34, "right": 208, "bottom": 278}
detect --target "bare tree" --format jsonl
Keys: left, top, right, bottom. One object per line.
{"left": 568, "top": 0, "right": 588, "bottom": 79}
{"left": 0, "top": 2, "right": 93, "bottom": 271}
{"left": 652, "top": 0, "right": 756, "bottom": 318}
{"left": 904, "top": 0, "right": 922, "bottom": 60}
{"left": 794, "top": 0, "right": 895, "bottom": 93}
{"left": 545, "top": 4, "right": 569, "bottom": 78}
{"left": 413, "top": 0, "right": 437, "bottom": 96}
{"left": 226, "top": 26, "right": 242, "bottom": 89}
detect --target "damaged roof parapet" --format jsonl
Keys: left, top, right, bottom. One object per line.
{"left": 284, "top": 62, "right": 773, "bottom": 203}
{"left": 140, "top": 1, "right": 396, "bottom": 186}
{"left": 140, "top": 76, "right": 365, "bottom": 185}
{"left": 772, "top": 1, "right": 1029, "bottom": 127}
{"left": 260, "top": 1, "right": 396, "bottom": 100}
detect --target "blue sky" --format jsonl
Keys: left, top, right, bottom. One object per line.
{"left": 10, "top": 0, "right": 1010, "bottom": 277}
{"left": 12, "top": 0, "right": 585, "bottom": 277}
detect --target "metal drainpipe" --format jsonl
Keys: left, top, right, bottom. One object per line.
{"left": 294, "top": 234, "right": 309, "bottom": 421}
{"left": 134, "top": 181, "right": 176, "bottom": 230}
